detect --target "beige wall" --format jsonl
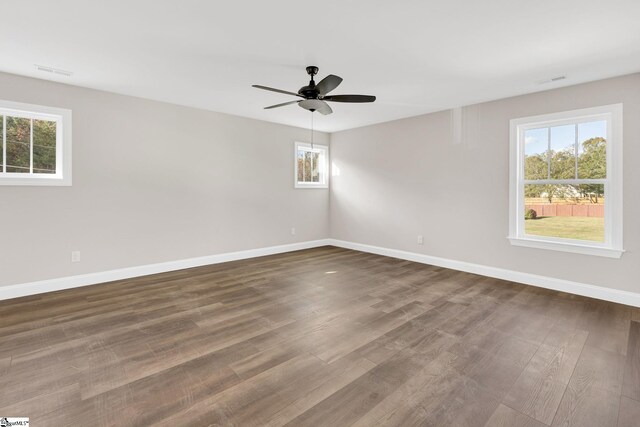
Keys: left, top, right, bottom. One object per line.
{"left": 330, "top": 73, "right": 640, "bottom": 294}
{"left": 2, "top": 71, "right": 638, "bottom": 296}
{"left": 0, "top": 72, "right": 329, "bottom": 287}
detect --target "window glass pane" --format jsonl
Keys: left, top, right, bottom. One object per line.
{"left": 578, "top": 120, "right": 606, "bottom": 179}
{"left": 297, "top": 150, "right": 304, "bottom": 182}
{"left": 524, "top": 128, "right": 549, "bottom": 180}
{"left": 311, "top": 151, "right": 319, "bottom": 182}
{"left": 304, "top": 151, "right": 312, "bottom": 181}
{"left": 524, "top": 183, "right": 604, "bottom": 242}
{"left": 550, "top": 125, "right": 576, "bottom": 179}
{"left": 6, "top": 116, "right": 30, "bottom": 173}
{"left": 33, "top": 119, "right": 57, "bottom": 174}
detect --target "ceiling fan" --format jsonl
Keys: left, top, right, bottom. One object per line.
{"left": 252, "top": 66, "right": 376, "bottom": 115}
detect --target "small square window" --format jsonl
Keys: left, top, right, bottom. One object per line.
{"left": 294, "top": 142, "right": 328, "bottom": 188}
{"left": 0, "top": 100, "right": 72, "bottom": 186}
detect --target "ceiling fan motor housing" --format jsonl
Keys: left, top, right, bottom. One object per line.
{"left": 298, "top": 85, "right": 318, "bottom": 98}
{"left": 299, "top": 66, "right": 320, "bottom": 98}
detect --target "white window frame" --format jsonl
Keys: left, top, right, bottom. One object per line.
{"left": 508, "top": 104, "right": 623, "bottom": 258}
{"left": 294, "top": 141, "right": 329, "bottom": 189}
{"left": 0, "top": 99, "right": 72, "bottom": 186}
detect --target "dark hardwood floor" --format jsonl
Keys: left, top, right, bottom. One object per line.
{"left": 1, "top": 246, "right": 639, "bottom": 426}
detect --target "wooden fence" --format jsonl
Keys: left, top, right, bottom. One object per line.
{"left": 525, "top": 204, "right": 604, "bottom": 218}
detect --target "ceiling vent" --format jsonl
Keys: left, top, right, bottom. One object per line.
{"left": 35, "top": 64, "right": 73, "bottom": 77}
{"left": 537, "top": 75, "right": 566, "bottom": 85}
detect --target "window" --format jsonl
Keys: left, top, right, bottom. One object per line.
{"left": 0, "top": 100, "right": 72, "bottom": 186}
{"left": 509, "top": 104, "right": 623, "bottom": 258}
{"left": 294, "top": 142, "right": 328, "bottom": 188}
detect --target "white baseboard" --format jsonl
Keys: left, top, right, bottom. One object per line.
{"left": 328, "top": 239, "right": 640, "bottom": 308}
{"left": 3, "top": 238, "right": 638, "bottom": 308}
{"left": 0, "top": 239, "right": 331, "bottom": 301}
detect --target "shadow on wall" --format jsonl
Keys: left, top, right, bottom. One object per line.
{"left": 330, "top": 158, "right": 422, "bottom": 245}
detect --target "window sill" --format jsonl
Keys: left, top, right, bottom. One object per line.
{"left": 295, "top": 183, "right": 328, "bottom": 189}
{"left": 0, "top": 176, "right": 71, "bottom": 186}
{"left": 507, "top": 236, "right": 624, "bottom": 258}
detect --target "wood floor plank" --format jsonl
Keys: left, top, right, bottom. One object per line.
{"left": 622, "top": 320, "right": 640, "bottom": 400}
{"left": 0, "top": 383, "right": 80, "bottom": 423}
{"left": 503, "top": 327, "right": 588, "bottom": 424}
{"left": 484, "top": 404, "right": 548, "bottom": 427}
{"left": 368, "top": 367, "right": 501, "bottom": 427}
{"left": 451, "top": 344, "right": 535, "bottom": 400}
{"left": 449, "top": 326, "right": 540, "bottom": 371}
{"left": 551, "top": 383, "right": 620, "bottom": 427}
{"left": 312, "top": 300, "right": 432, "bottom": 363}
{"left": 0, "top": 350, "right": 82, "bottom": 409}
{"left": 438, "top": 295, "right": 500, "bottom": 337}
{"left": 266, "top": 354, "right": 376, "bottom": 426}
{"left": 551, "top": 345, "right": 625, "bottom": 427}
{"left": 229, "top": 342, "right": 302, "bottom": 380}
{"left": 0, "top": 246, "right": 636, "bottom": 426}
{"left": 568, "top": 345, "right": 625, "bottom": 394}
{"left": 70, "top": 351, "right": 241, "bottom": 427}
{"left": 577, "top": 301, "right": 631, "bottom": 355}
{"left": 618, "top": 395, "right": 640, "bottom": 427}
{"left": 485, "top": 305, "right": 557, "bottom": 344}
{"left": 0, "top": 356, "right": 10, "bottom": 375}
{"left": 283, "top": 371, "right": 398, "bottom": 426}
{"left": 158, "top": 353, "right": 330, "bottom": 427}
{"left": 351, "top": 350, "right": 460, "bottom": 426}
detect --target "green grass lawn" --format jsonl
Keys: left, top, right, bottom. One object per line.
{"left": 525, "top": 216, "right": 604, "bottom": 242}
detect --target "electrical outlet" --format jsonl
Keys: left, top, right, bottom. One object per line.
{"left": 417, "top": 235, "right": 424, "bottom": 245}
{"left": 71, "top": 251, "right": 81, "bottom": 263}
{"left": 291, "top": 227, "right": 296, "bottom": 236}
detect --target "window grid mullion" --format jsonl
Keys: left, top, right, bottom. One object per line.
{"left": 303, "top": 150, "right": 307, "bottom": 182}
{"left": 524, "top": 179, "right": 606, "bottom": 185}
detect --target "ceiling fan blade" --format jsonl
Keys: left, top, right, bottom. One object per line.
{"left": 264, "top": 100, "right": 300, "bottom": 109}
{"left": 315, "top": 74, "right": 343, "bottom": 95}
{"left": 299, "top": 99, "right": 333, "bottom": 115}
{"left": 323, "top": 94, "right": 376, "bottom": 103}
{"left": 252, "top": 85, "right": 303, "bottom": 98}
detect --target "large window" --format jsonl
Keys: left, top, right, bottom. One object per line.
{"left": 294, "top": 141, "right": 328, "bottom": 188}
{"left": 0, "top": 100, "right": 72, "bottom": 186}
{"left": 509, "top": 104, "right": 623, "bottom": 258}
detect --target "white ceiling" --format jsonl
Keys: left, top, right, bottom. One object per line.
{"left": 1, "top": 0, "right": 640, "bottom": 132}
